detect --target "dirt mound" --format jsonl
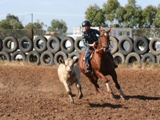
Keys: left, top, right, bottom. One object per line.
{"left": 0, "top": 65, "right": 159, "bottom": 120}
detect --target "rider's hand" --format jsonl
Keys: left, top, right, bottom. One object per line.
{"left": 90, "top": 42, "right": 96, "bottom": 47}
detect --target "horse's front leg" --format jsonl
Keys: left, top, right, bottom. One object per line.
{"left": 85, "top": 74, "right": 105, "bottom": 96}
{"left": 95, "top": 70, "right": 114, "bottom": 98}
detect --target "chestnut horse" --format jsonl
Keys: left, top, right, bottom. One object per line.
{"left": 77, "top": 28, "right": 125, "bottom": 99}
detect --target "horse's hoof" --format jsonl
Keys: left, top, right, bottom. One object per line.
{"left": 71, "top": 94, "right": 76, "bottom": 97}
{"left": 120, "top": 95, "right": 127, "bottom": 100}
{"left": 109, "top": 95, "right": 114, "bottom": 99}
{"left": 70, "top": 101, "right": 74, "bottom": 104}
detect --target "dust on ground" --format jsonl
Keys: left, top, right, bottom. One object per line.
{"left": 0, "top": 64, "right": 159, "bottom": 120}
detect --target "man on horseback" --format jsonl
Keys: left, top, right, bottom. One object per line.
{"left": 82, "top": 20, "right": 117, "bottom": 74}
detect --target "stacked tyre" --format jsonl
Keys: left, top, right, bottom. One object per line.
{"left": 0, "top": 35, "right": 160, "bottom": 66}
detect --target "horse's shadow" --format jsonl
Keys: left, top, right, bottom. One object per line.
{"left": 113, "top": 94, "right": 160, "bottom": 101}
{"left": 89, "top": 102, "right": 124, "bottom": 109}
{"left": 126, "top": 95, "right": 160, "bottom": 100}
{"left": 88, "top": 95, "right": 160, "bottom": 108}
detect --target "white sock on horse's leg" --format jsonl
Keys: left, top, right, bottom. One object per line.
{"left": 105, "top": 83, "right": 112, "bottom": 94}
{"left": 106, "top": 82, "right": 114, "bottom": 98}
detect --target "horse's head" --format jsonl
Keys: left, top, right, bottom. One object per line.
{"left": 97, "top": 28, "right": 111, "bottom": 52}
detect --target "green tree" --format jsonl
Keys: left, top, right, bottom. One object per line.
{"left": 0, "top": 14, "right": 23, "bottom": 29}
{"left": 24, "top": 21, "right": 43, "bottom": 29}
{"left": 0, "top": 19, "right": 12, "bottom": 29}
{"left": 153, "top": 4, "right": 160, "bottom": 28}
{"left": 85, "top": 4, "right": 105, "bottom": 26}
{"left": 47, "top": 19, "right": 67, "bottom": 36}
{"left": 92, "top": 9, "right": 106, "bottom": 27}
{"left": 142, "top": 5, "right": 157, "bottom": 28}
{"left": 116, "top": 6, "right": 126, "bottom": 27}
{"left": 6, "top": 14, "right": 23, "bottom": 29}
{"left": 102, "top": 0, "right": 120, "bottom": 23}
{"left": 124, "top": 0, "right": 142, "bottom": 28}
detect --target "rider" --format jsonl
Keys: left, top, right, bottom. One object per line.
{"left": 82, "top": 20, "right": 117, "bottom": 74}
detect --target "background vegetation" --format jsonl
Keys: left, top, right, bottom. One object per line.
{"left": 0, "top": 0, "right": 160, "bottom": 39}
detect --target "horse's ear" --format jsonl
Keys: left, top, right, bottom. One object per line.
{"left": 106, "top": 28, "right": 111, "bottom": 33}
{"left": 98, "top": 26, "right": 101, "bottom": 31}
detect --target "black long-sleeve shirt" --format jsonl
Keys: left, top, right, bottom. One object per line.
{"left": 82, "top": 28, "right": 100, "bottom": 46}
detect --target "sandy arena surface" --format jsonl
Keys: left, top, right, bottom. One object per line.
{"left": 0, "top": 64, "right": 159, "bottom": 120}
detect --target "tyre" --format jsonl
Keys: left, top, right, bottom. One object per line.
{"left": 125, "top": 52, "right": 141, "bottom": 66}
{"left": 47, "top": 36, "right": 61, "bottom": 53}
{"left": 40, "top": 51, "right": 54, "bottom": 66}
{"left": 61, "top": 36, "right": 75, "bottom": 53}
{"left": 113, "top": 52, "right": 125, "bottom": 64}
{"left": 68, "top": 52, "right": 79, "bottom": 59}
{"left": 0, "top": 51, "right": 11, "bottom": 62}
{"left": 34, "top": 36, "right": 47, "bottom": 53}
{"left": 54, "top": 51, "right": 68, "bottom": 66}
{"left": 134, "top": 37, "right": 149, "bottom": 55}
{"left": 157, "top": 55, "right": 160, "bottom": 65}
{"left": 11, "top": 51, "right": 26, "bottom": 61}
{"left": 109, "top": 37, "right": 119, "bottom": 54}
{"left": 74, "top": 36, "right": 86, "bottom": 53}
{"left": 141, "top": 53, "right": 156, "bottom": 64}
{"left": 26, "top": 51, "right": 40, "bottom": 66}
{"left": 19, "top": 36, "right": 33, "bottom": 52}
{"left": 149, "top": 37, "right": 160, "bottom": 55}
{"left": 3, "top": 36, "right": 18, "bottom": 53}
{"left": 0, "top": 39, "right": 3, "bottom": 51}
{"left": 119, "top": 37, "right": 133, "bottom": 55}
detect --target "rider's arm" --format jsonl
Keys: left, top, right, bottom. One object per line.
{"left": 82, "top": 32, "right": 90, "bottom": 46}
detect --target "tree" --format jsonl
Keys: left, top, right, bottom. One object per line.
{"left": 6, "top": 14, "right": 23, "bottom": 29}
{"left": 0, "top": 14, "right": 23, "bottom": 29}
{"left": 123, "top": 0, "right": 142, "bottom": 28}
{"left": 142, "top": 5, "right": 157, "bottom": 28}
{"left": 0, "top": 20, "right": 12, "bottom": 29}
{"left": 85, "top": 4, "right": 106, "bottom": 27}
{"left": 102, "top": 0, "right": 120, "bottom": 23}
{"left": 153, "top": 4, "right": 160, "bottom": 28}
{"left": 116, "top": 6, "right": 126, "bottom": 27}
{"left": 47, "top": 19, "right": 67, "bottom": 36}
{"left": 92, "top": 9, "right": 106, "bottom": 27}
{"left": 24, "top": 21, "right": 43, "bottom": 29}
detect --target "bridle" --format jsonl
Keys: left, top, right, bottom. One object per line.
{"left": 95, "top": 31, "right": 109, "bottom": 52}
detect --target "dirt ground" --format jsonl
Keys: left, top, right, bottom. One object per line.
{"left": 0, "top": 63, "right": 159, "bottom": 120}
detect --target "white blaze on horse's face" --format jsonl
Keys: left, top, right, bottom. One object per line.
{"left": 99, "top": 29, "right": 108, "bottom": 52}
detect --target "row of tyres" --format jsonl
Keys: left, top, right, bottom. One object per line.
{"left": 0, "top": 35, "right": 78, "bottom": 66}
{"left": 110, "top": 36, "right": 160, "bottom": 65}
{"left": 0, "top": 35, "right": 160, "bottom": 66}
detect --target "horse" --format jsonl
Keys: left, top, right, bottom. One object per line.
{"left": 77, "top": 28, "right": 125, "bottom": 99}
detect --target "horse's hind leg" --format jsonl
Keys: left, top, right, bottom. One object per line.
{"left": 111, "top": 70, "right": 126, "bottom": 100}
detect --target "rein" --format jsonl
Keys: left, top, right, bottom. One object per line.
{"left": 95, "top": 36, "right": 109, "bottom": 52}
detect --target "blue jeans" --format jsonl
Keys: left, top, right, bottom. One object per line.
{"left": 85, "top": 46, "right": 90, "bottom": 69}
